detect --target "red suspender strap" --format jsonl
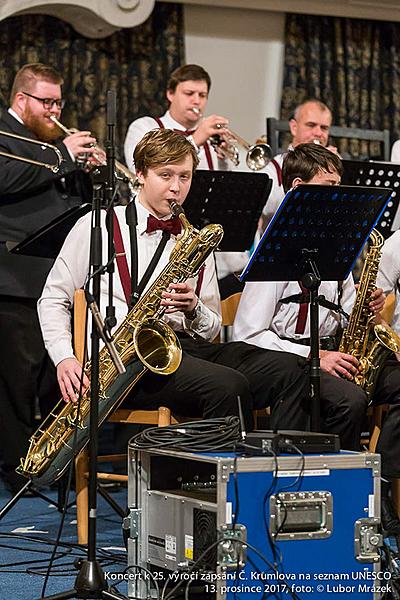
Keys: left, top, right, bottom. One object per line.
{"left": 153, "top": 117, "right": 164, "bottom": 128}
{"left": 295, "top": 282, "right": 309, "bottom": 335}
{"left": 113, "top": 211, "right": 131, "bottom": 306}
{"left": 195, "top": 265, "right": 205, "bottom": 297}
{"left": 271, "top": 158, "right": 283, "bottom": 187}
{"left": 203, "top": 141, "right": 214, "bottom": 170}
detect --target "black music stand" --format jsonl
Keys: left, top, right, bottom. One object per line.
{"left": 7, "top": 203, "right": 92, "bottom": 259}
{"left": 342, "top": 159, "right": 400, "bottom": 238}
{"left": 241, "top": 184, "right": 392, "bottom": 431}
{"left": 184, "top": 170, "right": 272, "bottom": 251}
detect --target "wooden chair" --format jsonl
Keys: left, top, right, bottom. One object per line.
{"left": 73, "top": 290, "right": 175, "bottom": 544}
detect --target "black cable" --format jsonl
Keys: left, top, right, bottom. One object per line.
{"left": 131, "top": 416, "right": 241, "bottom": 453}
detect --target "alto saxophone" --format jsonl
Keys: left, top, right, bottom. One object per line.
{"left": 19, "top": 203, "right": 224, "bottom": 486}
{"left": 339, "top": 228, "right": 400, "bottom": 401}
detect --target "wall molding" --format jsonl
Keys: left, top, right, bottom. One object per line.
{"left": 0, "top": 0, "right": 155, "bottom": 38}
{"left": 169, "top": 0, "right": 400, "bottom": 23}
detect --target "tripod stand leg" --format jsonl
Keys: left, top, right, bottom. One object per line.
{"left": 0, "top": 479, "right": 32, "bottom": 520}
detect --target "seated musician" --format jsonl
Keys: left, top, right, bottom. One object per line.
{"left": 233, "top": 142, "right": 400, "bottom": 535}
{"left": 37, "top": 128, "right": 311, "bottom": 437}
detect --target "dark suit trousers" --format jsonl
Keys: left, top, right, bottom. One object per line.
{"left": 127, "top": 338, "right": 310, "bottom": 432}
{"left": 0, "top": 297, "right": 57, "bottom": 477}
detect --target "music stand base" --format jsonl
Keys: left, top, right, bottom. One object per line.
{"left": 39, "top": 559, "right": 126, "bottom": 599}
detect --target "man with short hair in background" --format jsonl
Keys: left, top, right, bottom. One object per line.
{"left": 262, "top": 99, "right": 338, "bottom": 227}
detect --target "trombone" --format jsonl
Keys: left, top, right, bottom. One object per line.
{"left": 49, "top": 115, "right": 137, "bottom": 188}
{"left": 0, "top": 130, "right": 63, "bottom": 173}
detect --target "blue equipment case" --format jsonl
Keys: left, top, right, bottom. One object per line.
{"left": 127, "top": 447, "right": 384, "bottom": 599}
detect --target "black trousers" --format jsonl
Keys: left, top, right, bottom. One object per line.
{"left": 0, "top": 297, "right": 57, "bottom": 482}
{"left": 127, "top": 338, "right": 309, "bottom": 432}
{"left": 270, "top": 356, "right": 400, "bottom": 475}
{"left": 125, "top": 337, "right": 365, "bottom": 453}
{"left": 373, "top": 360, "right": 400, "bottom": 479}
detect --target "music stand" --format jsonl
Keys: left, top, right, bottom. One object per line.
{"left": 342, "top": 159, "right": 400, "bottom": 238}
{"left": 7, "top": 203, "right": 92, "bottom": 259}
{"left": 241, "top": 184, "right": 392, "bottom": 431}
{"left": 184, "top": 170, "right": 272, "bottom": 251}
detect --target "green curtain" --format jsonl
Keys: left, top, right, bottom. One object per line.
{"left": 282, "top": 14, "right": 400, "bottom": 158}
{"left": 0, "top": 2, "right": 184, "bottom": 160}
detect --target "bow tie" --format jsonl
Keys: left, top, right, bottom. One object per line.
{"left": 146, "top": 214, "right": 182, "bottom": 236}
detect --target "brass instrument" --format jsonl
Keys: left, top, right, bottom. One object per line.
{"left": 339, "top": 228, "right": 400, "bottom": 401}
{"left": 19, "top": 203, "right": 224, "bottom": 486}
{"left": 0, "top": 129, "right": 63, "bottom": 173}
{"left": 209, "top": 124, "right": 272, "bottom": 171}
{"left": 49, "top": 115, "right": 137, "bottom": 188}
{"left": 189, "top": 108, "right": 272, "bottom": 171}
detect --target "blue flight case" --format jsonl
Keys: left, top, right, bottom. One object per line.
{"left": 126, "top": 446, "right": 385, "bottom": 599}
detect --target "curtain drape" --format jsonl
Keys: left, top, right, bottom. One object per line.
{"left": 282, "top": 14, "right": 400, "bottom": 158}
{"left": 0, "top": 2, "right": 184, "bottom": 160}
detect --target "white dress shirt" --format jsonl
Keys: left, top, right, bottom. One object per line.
{"left": 377, "top": 230, "right": 400, "bottom": 334}
{"left": 232, "top": 276, "right": 355, "bottom": 357}
{"left": 124, "top": 110, "right": 228, "bottom": 172}
{"left": 261, "top": 152, "right": 287, "bottom": 226}
{"left": 391, "top": 140, "right": 400, "bottom": 163}
{"left": 38, "top": 200, "right": 221, "bottom": 367}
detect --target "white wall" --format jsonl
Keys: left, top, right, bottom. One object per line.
{"left": 184, "top": 5, "right": 285, "bottom": 144}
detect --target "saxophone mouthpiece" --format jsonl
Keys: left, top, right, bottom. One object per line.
{"left": 191, "top": 107, "right": 202, "bottom": 116}
{"left": 169, "top": 201, "right": 184, "bottom": 217}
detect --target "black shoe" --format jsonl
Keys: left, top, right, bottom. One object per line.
{"left": 382, "top": 496, "right": 400, "bottom": 535}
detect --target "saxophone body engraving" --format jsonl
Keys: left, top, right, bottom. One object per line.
{"left": 339, "top": 229, "right": 400, "bottom": 401}
{"left": 19, "top": 204, "right": 224, "bottom": 485}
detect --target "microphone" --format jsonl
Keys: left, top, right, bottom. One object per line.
{"left": 85, "top": 291, "right": 126, "bottom": 375}
{"left": 106, "top": 90, "right": 116, "bottom": 126}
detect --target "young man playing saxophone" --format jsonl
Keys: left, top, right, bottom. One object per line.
{"left": 38, "top": 128, "right": 311, "bottom": 435}
{"left": 233, "top": 142, "right": 400, "bottom": 535}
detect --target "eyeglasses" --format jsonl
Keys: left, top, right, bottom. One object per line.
{"left": 22, "top": 91, "right": 65, "bottom": 110}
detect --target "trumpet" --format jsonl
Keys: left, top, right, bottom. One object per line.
{"left": 49, "top": 115, "right": 137, "bottom": 188}
{"left": 210, "top": 124, "right": 273, "bottom": 171}
{"left": 190, "top": 110, "right": 272, "bottom": 171}
{"left": 0, "top": 130, "right": 63, "bottom": 173}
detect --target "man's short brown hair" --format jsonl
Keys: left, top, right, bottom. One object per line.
{"left": 282, "top": 143, "right": 343, "bottom": 192}
{"left": 167, "top": 64, "right": 211, "bottom": 93}
{"left": 10, "top": 63, "right": 63, "bottom": 103}
{"left": 134, "top": 129, "right": 199, "bottom": 175}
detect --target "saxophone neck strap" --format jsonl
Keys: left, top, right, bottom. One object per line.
{"left": 113, "top": 206, "right": 170, "bottom": 308}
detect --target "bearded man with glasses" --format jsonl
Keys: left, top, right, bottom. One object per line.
{"left": 0, "top": 63, "right": 102, "bottom": 494}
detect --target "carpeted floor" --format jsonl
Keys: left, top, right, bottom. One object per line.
{"left": 0, "top": 475, "right": 129, "bottom": 600}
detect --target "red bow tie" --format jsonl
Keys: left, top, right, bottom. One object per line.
{"left": 146, "top": 215, "right": 182, "bottom": 236}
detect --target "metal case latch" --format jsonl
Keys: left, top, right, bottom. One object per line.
{"left": 270, "top": 491, "right": 333, "bottom": 540}
{"left": 354, "top": 517, "right": 382, "bottom": 563}
{"left": 123, "top": 508, "right": 141, "bottom": 540}
{"left": 218, "top": 524, "right": 247, "bottom": 570}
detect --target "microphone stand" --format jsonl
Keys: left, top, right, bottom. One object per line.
{"left": 41, "top": 91, "right": 126, "bottom": 600}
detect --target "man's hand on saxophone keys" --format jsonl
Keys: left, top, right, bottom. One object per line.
{"left": 161, "top": 282, "right": 198, "bottom": 317}
{"left": 57, "top": 357, "right": 90, "bottom": 403}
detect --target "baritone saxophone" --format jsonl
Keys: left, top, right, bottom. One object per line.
{"left": 18, "top": 202, "right": 224, "bottom": 486}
